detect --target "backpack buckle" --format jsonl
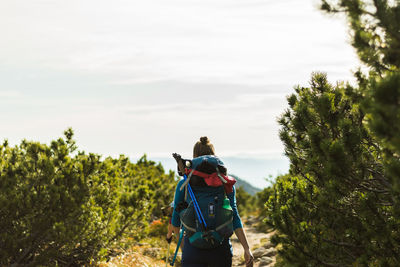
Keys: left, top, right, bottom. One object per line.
{"left": 202, "top": 231, "right": 215, "bottom": 245}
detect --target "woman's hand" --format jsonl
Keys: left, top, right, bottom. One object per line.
{"left": 171, "top": 225, "right": 180, "bottom": 235}
{"left": 168, "top": 225, "right": 180, "bottom": 236}
{"left": 244, "top": 248, "right": 254, "bottom": 267}
{"left": 166, "top": 224, "right": 180, "bottom": 243}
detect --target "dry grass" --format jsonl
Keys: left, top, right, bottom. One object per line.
{"left": 99, "top": 238, "right": 181, "bottom": 267}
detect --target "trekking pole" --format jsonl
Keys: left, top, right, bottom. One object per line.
{"left": 170, "top": 228, "right": 184, "bottom": 266}
{"left": 187, "top": 184, "right": 207, "bottom": 228}
{"left": 172, "top": 153, "right": 206, "bottom": 227}
{"left": 165, "top": 237, "right": 171, "bottom": 267}
{"left": 183, "top": 174, "right": 207, "bottom": 229}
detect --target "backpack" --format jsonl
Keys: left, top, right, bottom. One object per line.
{"left": 177, "top": 155, "right": 235, "bottom": 249}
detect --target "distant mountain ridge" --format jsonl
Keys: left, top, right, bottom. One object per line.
{"left": 230, "top": 174, "right": 262, "bottom": 195}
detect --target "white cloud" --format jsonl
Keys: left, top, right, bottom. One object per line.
{"left": 0, "top": 91, "right": 23, "bottom": 98}
{"left": 0, "top": 0, "right": 361, "bottom": 185}
{"left": 0, "top": 0, "right": 359, "bottom": 85}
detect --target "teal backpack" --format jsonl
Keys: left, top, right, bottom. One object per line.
{"left": 178, "top": 155, "right": 234, "bottom": 249}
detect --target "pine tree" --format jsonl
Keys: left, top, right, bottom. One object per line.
{"left": 266, "top": 1, "right": 400, "bottom": 265}
{"left": 321, "top": 0, "right": 400, "bottom": 73}
{"left": 268, "top": 73, "right": 398, "bottom": 265}
{"left": 322, "top": 0, "right": 400, "bottom": 246}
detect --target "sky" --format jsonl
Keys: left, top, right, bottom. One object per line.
{"left": 0, "top": 0, "right": 360, "bottom": 188}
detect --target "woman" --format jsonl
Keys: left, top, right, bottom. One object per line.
{"left": 169, "top": 136, "right": 254, "bottom": 267}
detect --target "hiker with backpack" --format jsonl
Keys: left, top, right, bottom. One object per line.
{"left": 169, "top": 137, "right": 254, "bottom": 267}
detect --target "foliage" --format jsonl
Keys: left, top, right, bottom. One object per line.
{"left": 321, "top": 0, "right": 400, "bottom": 203}
{"left": 266, "top": 73, "right": 399, "bottom": 266}
{"left": 255, "top": 186, "right": 273, "bottom": 219}
{"left": 0, "top": 129, "right": 176, "bottom": 265}
{"left": 235, "top": 186, "right": 256, "bottom": 216}
{"left": 253, "top": 186, "right": 274, "bottom": 232}
{"left": 362, "top": 71, "right": 400, "bottom": 216}
{"left": 148, "top": 218, "right": 169, "bottom": 237}
{"left": 262, "top": 0, "right": 400, "bottom": 265}
{"left": 321, "top": 0, "right": 400, "bottom": 73}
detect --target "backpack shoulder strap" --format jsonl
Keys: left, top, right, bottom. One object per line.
{"left": 180, "top": 169, "right": 195, "bottom": 201}
{"left": 216, "top": 166, "right": 227, "bottom": 184}
{"left": 180, "top": 169, "right": 195, "bottom": 191}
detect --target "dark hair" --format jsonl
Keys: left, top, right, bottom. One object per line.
{"left": 193, "top": 136, "right": 215, "bottom": 158}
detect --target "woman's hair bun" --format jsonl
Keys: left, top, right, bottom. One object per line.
{"left": 193, "top": 136, "right": 215, "bottom": 157}
{"left": 200, "top": 136, "right": 209, "bottom": 145}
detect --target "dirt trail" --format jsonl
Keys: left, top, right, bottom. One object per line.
{"left": 231, "top": 217, "right": 276, "bottom": 267}
{"left": 103, "top": 216, "right": 276, "bottom": 267}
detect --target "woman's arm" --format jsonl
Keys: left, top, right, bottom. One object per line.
{"left": 228, "top": 186, "right": 243, "bottom": 230}
{"left": 171, "top": 180, "right": 185, "bottom": 227}
{"left": 168, "top": 179, "right": 185, "bottom": 238}
{"left": 228, "top": 186, "right": 254, "bottom": 266}
{"left": 235, "top": 227, "right": 254, "bottom": 266}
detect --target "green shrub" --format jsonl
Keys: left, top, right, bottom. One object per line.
{"left": 265, "top": 73, "right": 399, "bottom": 266}
{"left": 0, "top": 129, "right": 176, "bottom": 265}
